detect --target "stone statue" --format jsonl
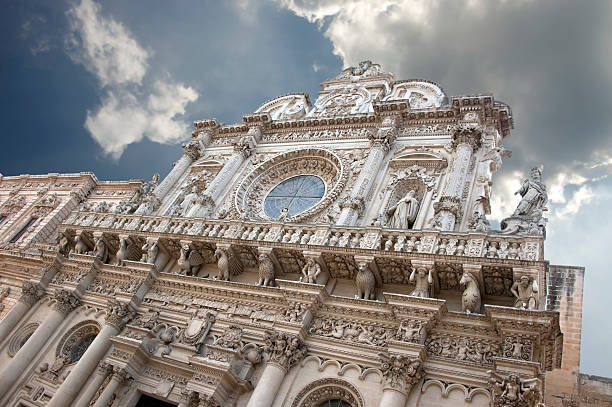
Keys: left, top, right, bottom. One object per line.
{"left": 74, "top": 233, "right": 88, "bottom": 255}
{"left": 94, "top": 237, "right": 108, "bottom": 264}
{"left": 57, "top": 232, "right": 71, "bottom": 256}
{"left": 511, "top": 276, "right": 539, "bottom": 310}
{"left": 278, "top": 207, "right": 289, "bottom": 222}
{"left": 115, "top": 238, "right": 128, "bottom": 266}
{"left": 468, "top": 211, "right": 490, "bottom": 232}
{"left": 257, "top": 253, "right": 275, "bottom": 287}
{"left": 214, "top": 248, "right": 230, "bottom": 281}
{"left": 501, "top": 166, "right": 548, "bottom": 236}
{"left": 488, "top": 371, "right": 543, "bottom": 407}
{"left": 395, "top": 320, "right": 423, "bottom": 343}
{"left": 409, "top": 267, "right": 433, "bottom": 298}
{"left": 177, "top": 244, "right": 203, "bottom": 276}
{"left": 300, "top": 258, "right": 321, "bottom": 283}
{"left": 387, "top": 190, "right": 419, "bottom": 229}
{"left": 355, "top": 262, "right": 376, "bottom": 300}
{"left": 459, "top": 271, "right": 481, "bottom": 314}
{"left": 177, "top": 186, "right": 200, "bottom": 217}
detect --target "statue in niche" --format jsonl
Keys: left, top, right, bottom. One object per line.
{"left": 176, "top": 186, "right": 201, "bottom": 217}
{"left": 300, "top": 258, "right": 322, "bottom": 283}
{"left": 94, "top": 237, "right": 108, "bottom": 264}
{"left": 387, "top": 190, "right": 420, "bottom": 230}
{"left": 409, "top": 267, "right": 433, "bottom": 298}
{"left": 257, "top": 253, "right": 275, "bottom": 287}
{"left": 355, "top": 262, "right": 376, "bottom": 300}
{"left": 459, "top": 271, "right": 481, "bottom": 314}
{"left": 511, "top": 276, "right": 539, "bottom": 310}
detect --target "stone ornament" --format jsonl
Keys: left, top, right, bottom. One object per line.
{"left": 214, "top": 324, "right": 242, "bottom": 350}
{"left": 263, "top": 331, "right": 307, "bottom": 372}
{"left": 283, "top": 303, "right": 308, "bottom": 324}
{"left": 140, "top": 241, "right": 159, "bottom": 264}
{"left": 177, "top": 243, "right": 203, "bottom": 276}
{"left": 105, "top": 299, "right": 135, "bottom": 331}
{"left": 291, "top": 377, "right": 364, "bottom": 407}
{"left": 468, "top": 211, "right": 490, "bottom": 232}
{"left": 511, "top": 276, "right": 539, "bottom": 310}
{"left": 409, "top": 267, "right": 433, "bottom": 298}
{"left": 425, "top": 334, "right": 500, "bottom": 365}
{"left": 213, "top": 247, "right": 242, "bottom": 281}
{"left": 395, "top": 320, "right": 424, "bottom": 343}
{"left": 309, "top": 318, "right": 391, "bottom": 347}
{"left": 501, "top": 166, "right": 548, "bottom": 236}
{"left": 94, "top": 237, "right": 109, "bottom": 264}
{"left": 354, "top": 261, "right": 376, "bottom": 300}
{"left": 257, "top": 253, "right": 275, "bottom": 287}
{"left": 179, "top": 309, "right": 215, "bottom": 352}
{"left": 387, "top": 189, "right": 420, "bottom": 230}
{"left": 378, "top": 352, "right": 424, "bottom": 394}
{"left": 20, "top": 281, "right": 45, "bottom": 306}
{"left": 459, "top": 271, "right": 481, "bottom": 314}
{"left": 503, "top": 336, "right": 534, "bottom": 361}
{"left": 115, "top": 237, "right": 129, "bottom": 266}
{"left": 53, "top": 289, "right": 81, "bottom": 316}
{"left": 300, "top": 258, "right": 321, "bottom": 283}
{"left": 488, "top": 370, "right": 543, "bottom": 407}
{"left": 115, "top": 173, "right": 160, "bottom": 215}
{"left": 7, "top": 322, "right": 39, "bottom": 357}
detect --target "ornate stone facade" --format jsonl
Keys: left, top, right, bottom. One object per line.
{"left": 0, "top": 62, "right": 599, "bottom": 407}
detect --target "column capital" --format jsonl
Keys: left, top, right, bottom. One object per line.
{"left": 182, "top": 140, "right": 202, "bottom": 161}
{"left": 369, "top": 115, "right": 399, "bottom": 153}
{"left": 112, "top": 367, "right": 130, "bottom": 383}
{"left": 263, "top": 330, "right": 307, "bottom": 373}
{"left": 96, "top": 361, "right": 113, "bottom": 376}
{"left": 19, "top": 281, "right": 45, "bottom": 306}
{"left": 232, "top": 134, "right": 256, "bottom": 159}
{"left": 53, "top": 289, "right": 81, "bottom": 316}
{"left": 451, "top": 122, "right": 482, "bottom": 151}
{"left": 104, "top": 299, "right": 135, "bottom": 332}
{"left": 378, "top": 352, "right": 424, "bottom": 395}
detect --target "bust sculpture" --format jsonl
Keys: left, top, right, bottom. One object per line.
{"left": 387, "top": 190, "right": 419, "bottom": 229}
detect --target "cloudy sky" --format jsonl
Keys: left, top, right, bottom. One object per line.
{"left": 2, "top": 0, "right": 611, "bottom": 376}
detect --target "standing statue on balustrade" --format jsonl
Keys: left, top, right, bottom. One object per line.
{"left": 387, "top": 189, "right": 420, "bottom": 230}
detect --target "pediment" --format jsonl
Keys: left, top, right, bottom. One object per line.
{"left": 390, "top": 148, "right": 448, "bottom": 171}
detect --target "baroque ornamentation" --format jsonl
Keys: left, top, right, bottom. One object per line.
{"left": 511, "top": 275, "right": 539, "bottom": 310}
{"left": 460, "top": 271, "right": 481, "bottom": 314}
{"left": 354, "top": 261, "right": 376, "bottom": 300}
{"left": 7, "top": 322, "right": 39, "bottom": 357}
{"left": 179, "top": 309, "right": 215, "bottom": 351}
{"left": 379, "top": 352, "right": 424, "bottom": 394}
{"left": 20, "top": 281, "right": 45, "bottom": 306}
{"left": 105, "top": 299, "right": 135, "bottom": 331}
{"left": 213, "top": 324, "right": 243, "bottom": 350}
{"left": 53, "top": 289, "right": 81, "bottom": 316}
{"left": 263, "top": 331, "right": 307, "bottom": 372}
{"left": 501, "top": 166, "right": 548, "bottom": 236}
{"left": 425, "top": 334, "right": 500, "bottom": 365}
{"left": 309, "top": 318, "right": 391, "bottom": 347}
{"left": 488, "top": 370, "right": 543, "bottom": 407}
{"left": 291, "top": 378, "right": 364, "bottom": 407}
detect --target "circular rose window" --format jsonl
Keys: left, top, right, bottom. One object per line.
{"left": 264, "top": 175, "right": 325, "bottom": 218}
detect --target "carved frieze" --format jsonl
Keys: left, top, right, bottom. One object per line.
{"left": 425, "top": 334, "right": 500, "bottom": 365}
{"left": 309, "top": 317, "right": 391, "bottom": 347}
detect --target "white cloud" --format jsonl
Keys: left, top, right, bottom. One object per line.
{"left": 548, "top": 172, "right": 587, "bottom": 204}
{"left": 552, "top": 185, "right": 594, "bottom": 219}
{"left": 67, "top": 0, "right": 149, "bottom": 87}
{"left": 67, "top": 0, "right": 198, "bottom": 159}
{"left": 489, "top": 170, "right": 522, "bottom": 221}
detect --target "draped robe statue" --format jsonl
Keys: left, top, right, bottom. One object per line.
{"left": 387, "top": 190, "right": 420, "bottom": 229}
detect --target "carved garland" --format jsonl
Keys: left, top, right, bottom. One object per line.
{"left": 291, "top": 378, "right": 364, "bottom": 407}
{"left": 234, "top": 148, "right": 349, "bottom": 222}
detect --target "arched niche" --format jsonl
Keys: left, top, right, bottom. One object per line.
{"left": 291, "top": 378, "right": 364, "bottom": 407}
{"left": 384, "top": 80, "right": 449, "bottom": 109}
{"left": 255, "top": 93, "right": 311, "bottom": 120}
{"left": 7, "top": 322, "right": 39, "bottom": 357}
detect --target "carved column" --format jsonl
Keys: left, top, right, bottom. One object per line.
{"left": 91, "top": 367, "right": 129, "bottom": 407}
{"left": 47, "top": 301, "right": 133, "bottom": 407}
{"left": 377, "top": 352, "right": 424, "bottom": 407}
{"left": 195, "top": 127, "right": 260, "bottom": 217}
{"left": 434, "top": 123, "right": 482, "bottom": 230}
{"left": 337, "top": 115, "right": 398, "bottom": 225}
{"left": 0, "top": 289, "right": 81, "bottom": 400}
{"left": 0, "top": 281, "right": 44, "bottom": 342}
{"left": 246, "top": 331, "right": 307, "bottom": 407}
{"left": 72, "top": 362, "right": 113, "bottom": 407}
{"left": 153, "top": 139, "right": 205, "bottom": 202}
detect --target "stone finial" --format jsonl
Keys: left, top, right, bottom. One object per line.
{"left": 378, "top": 352, "right": 424, "bottom": 394}
{"left": 263, "top": 331, "right": 307, "bottom": 372}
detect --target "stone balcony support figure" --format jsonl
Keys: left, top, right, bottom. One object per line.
{"left": 47, "top": 300, "right": 134, "bottom": 407}
{"left": 337, "top": 115, "right": 398, "bottom": 225}
{"left": 0, "top": 288, "right": 81, "bottom": 401}
{"left": 92, "top": 367, "right": 130, "bottom": 407}
{"left": 72, "top": 362, "right": 113, "bottom": 407}
{"left": 434, "top": 123, "right": 482, "bottom": 230}
{"left": 246, "top": 331, "right": 307, "bottom": 407}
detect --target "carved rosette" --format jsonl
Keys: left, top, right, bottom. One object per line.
{"left": 451, "top": 122, "right": 482, "bottom": 151}
{"left": 19, "top": 281, "right": 45, "bottom": 306}
{"left": 263, "top": 331, "right": 307, "bottom": 372}
{"left": 105, "top": 300, "right": 135, "bottom": 332}
{"left": 53, "top": 289, "right": 81, "bottom": 316}
{"left": 378, "top": 352, "right": 424, "bottom": 395}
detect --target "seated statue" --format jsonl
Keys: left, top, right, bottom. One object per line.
{"left": 387, "top": 190, "right": 419, "bottom": 229}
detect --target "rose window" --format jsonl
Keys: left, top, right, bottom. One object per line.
{"left": 264, "top": 175, "right": 325, "bottom": 218}
{"left": 317, "top": 401, "right": 352, "bottom": 407}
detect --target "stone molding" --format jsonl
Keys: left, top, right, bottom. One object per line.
{"left": 291, "top": 377, "right": 364, "bottom": 407}
{"left": 7, "top": 322, "right": 39, "bottom": 357}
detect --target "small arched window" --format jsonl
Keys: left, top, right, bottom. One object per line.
{"left": 318, "top": 401, "right": 352, "bottom": 407}
{"left": 70, "top": 333, "right": 96, "bottom": 362}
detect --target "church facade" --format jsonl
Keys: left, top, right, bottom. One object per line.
{"left": 0, "top": 62, "right": 595, "bottom": 406}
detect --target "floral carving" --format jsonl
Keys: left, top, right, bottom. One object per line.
{"left": 291, "top": 378, "right": 364, "bottom": 407}
{"left": 53, "top": 289, "right": 81, "bottom": 316}
{"left": 105, "top": 299, "right": 135, "bottom": 331}
{"left": 263, "top": 331, "right": 307, "bottom": 371}
{"left": 214, "top": 324, "right": 242, "bottom": 350}
{"left": 503, "top": 336, "right": 534, "bottom": 361}
{"left": 379, "top": 352, "right": 424, "bottom": 394}
{"left": 20, "top": 281, "right": 45, "bottom": 306}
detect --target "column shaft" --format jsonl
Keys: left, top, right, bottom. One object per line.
{"left": 0, "top": 301, "right": 30, "bottom": 344}
{"left": 0, "top": 309, "right": 65, "bottom": 399}
{"left": 92, "top": 375, "right": 122, "bottom": 407}
{"left": 337, "top": 147, "right": 385, "bottom": 225}
{"left": 437, "top": 143, "right": 474, "bottom": 230}
{"left": 378, "top": 388, "right": 407, "bottom": 407}
{"left": 154, "top": 154, "right": 194, "bottom": 200}
{"left": 203, "top": 153, "right": 245, "bottom": 204}
{"left": 47, "top": 324, "right": 119, "bottom": 407}
{"left": 72, "top": 365, "right": 112, "bottom": 407}
{"left": 246, "top": 362, "right": 286, "bottom": 407}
